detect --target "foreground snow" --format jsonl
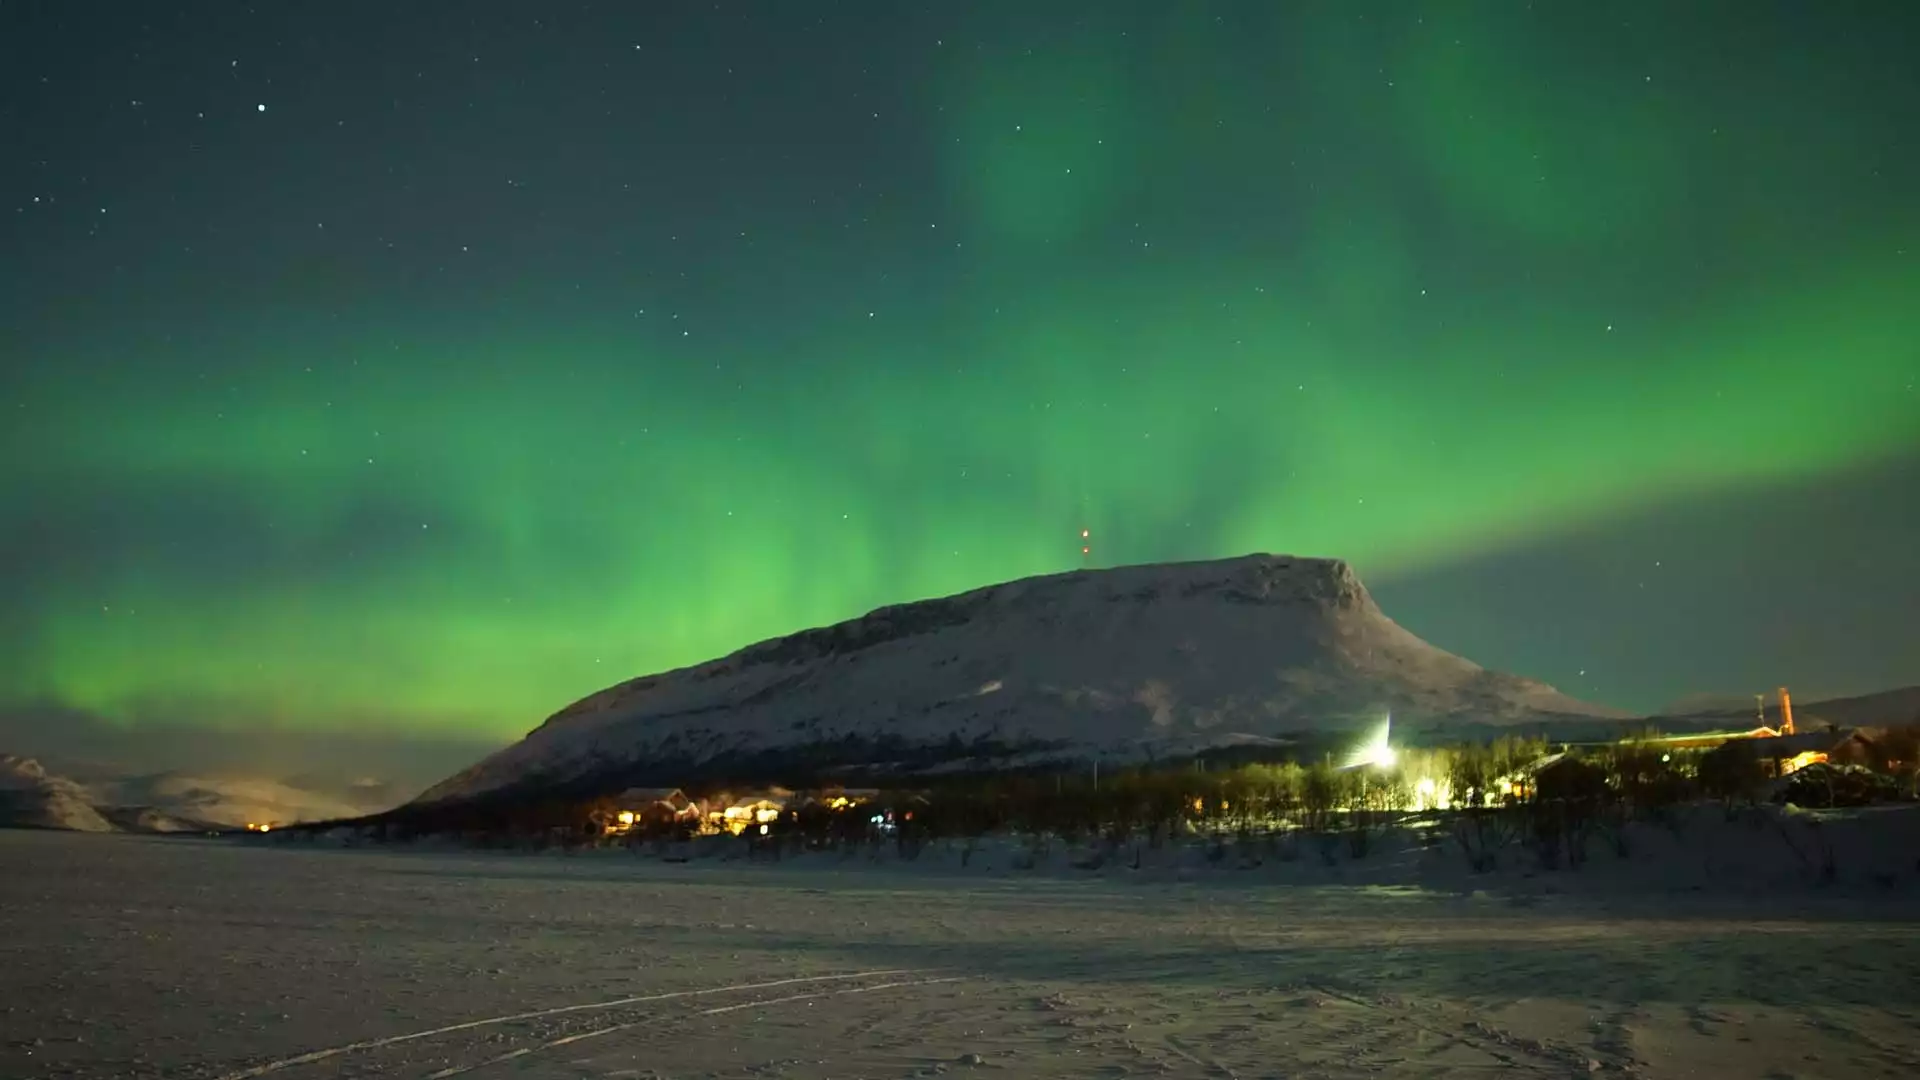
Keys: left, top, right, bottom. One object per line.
{"left": 5, "top": 830, "right": 1920, "bottom": 1080}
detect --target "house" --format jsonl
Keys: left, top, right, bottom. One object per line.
{"left": 1697, "top": 728, "right": 1877, "bottom": 780}
{"left": 1611, "top": 727, "right": 1783, "bottom": 752}
{"left": 796, "top": 787, "right": 882, "bottom": 812}
{"left": 606, "top": 787, "right": 700, "bottom": 834}
{"left": 1490, "top": 752, "right": 1609, "bottom": 802}
{"left": 705, "top": 789, "right": 792, "bottom": 836}
{"left": 1754, "top": 728, "right": 1878, "bottom": 775}
{"left": 1560, "top": 725, "right": 1883, "bottom": 774}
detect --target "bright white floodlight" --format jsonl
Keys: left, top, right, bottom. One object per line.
{"left": 1345, "top": 715, "right": 1396, "bottom": 770}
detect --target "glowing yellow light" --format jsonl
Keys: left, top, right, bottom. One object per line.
{"left": 1413, "top": 775, "right": 1451, "bottom": 810}
{"left": 1345, "top": 717, "right": 1396, "bottom": 769}
{"left": 616, "top": 810, "right": 635, "bottom": 826}
{"left": 1781, "top": 750, "right": 1827, "bottom": 775}
{"left": 753, "top": 807, "right": 780, "bottom": 824}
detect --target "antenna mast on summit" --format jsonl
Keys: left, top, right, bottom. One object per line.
{"left": 1078, "top": 527, "right": 1091, "bottom": 562}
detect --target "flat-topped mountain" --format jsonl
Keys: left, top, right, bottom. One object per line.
{"left": 418, "top": 554, "right": 1628, "bottom": 805}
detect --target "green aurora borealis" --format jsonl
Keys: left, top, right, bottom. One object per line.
{"left": 3, "top": 2, "right": 1916, "bottom": 753}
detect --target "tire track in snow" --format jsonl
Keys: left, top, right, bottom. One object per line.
{"left": 419, "top": 974, "right": 971, "bottom": 1079}
{"left": 208, "top": 969, "right": 915, "bottom": 1080}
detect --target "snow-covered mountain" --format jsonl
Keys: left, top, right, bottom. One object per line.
{"left": 0, "top": 755, "right": 117, "bottom": 832}
{"left": 418, "top": 554, "right": 1629, "bottom": 806}
{"left": 93, "top": 771, "right": 393, "bottom": 829}
{"left": 0, "top": 755, "right": 404, "bottom": 833}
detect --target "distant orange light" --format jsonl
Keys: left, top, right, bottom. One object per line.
{"left": 1081, "top": 546, "right": 1090, "bottom": 555}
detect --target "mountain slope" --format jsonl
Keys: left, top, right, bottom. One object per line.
{"left": 95, "top": 771, "right": 394, "bottom": 829}
{"left": 419, "top": 554, "right": 1628, "bottom": 805}
{"left": 0, "top": 755, "right": 116, "bottom": 832}
{"left": 0, "top": 756, "right": 406, "bottom": 833}
{"left": 1654, "top": 685, "right": 1920, "bottom": 732}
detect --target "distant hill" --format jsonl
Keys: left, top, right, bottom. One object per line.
{"left": 1798, "top": 686, "right": 1920, "bottom": 729}
{"left": 1652, "top": 685, "right": 1920, "bottom": 733}
{"left": 1656, "top": 693, "right": 1768, "bottom": 718}
{"left": 0, "top": 755, "right": 116, "bottom": 832}
{"left": 0, "top": 755, "right": 406, "bottom": 833}
{"left": 93, "top": 770, "right": 392, "bottom": 829}
{"left": 418, "top": 554, "right": 1631, "bottom": 807}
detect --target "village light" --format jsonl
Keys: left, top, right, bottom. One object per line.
{"left": 1782, "top": 750, "right": 1827, "bottom": 775}
{"left": 1413, "top": 775, "right": 1452, "bottom": 810}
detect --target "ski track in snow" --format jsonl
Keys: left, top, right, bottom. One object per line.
{"left": 419, "top": 976, "right": 969, "bottom": 1080}
{"left": 212, "top": 970, "right": 919, "bottom": 1080}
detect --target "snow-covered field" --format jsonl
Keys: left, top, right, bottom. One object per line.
{"left": 5, "top": 830, "right": 1920, "bottom": 1080}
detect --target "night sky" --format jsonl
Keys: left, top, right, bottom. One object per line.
{"left": 4, "top": 2, "right": 1917, "bottom": 766}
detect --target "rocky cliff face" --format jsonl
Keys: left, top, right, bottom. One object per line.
{"left": 418, "top": 554, "right": 1626, "bottom": 805}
